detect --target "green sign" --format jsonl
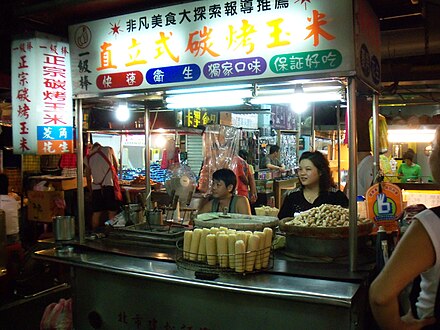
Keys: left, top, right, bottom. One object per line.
{"left": 270, "top": 49, "right": 342, "bottom": 74}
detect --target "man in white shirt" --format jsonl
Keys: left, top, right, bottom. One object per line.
{"left": 357, "top": 152, "right": 374, "bottom": 197}
{"left": 84, "top": 143, "right": 121, "bottom": 229}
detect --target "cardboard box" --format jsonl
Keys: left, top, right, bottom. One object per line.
{"left": 219, "top": 112, "right": 232, "bottom": 126}
{"left": 50, "top": 176, "right": 87, "bottom": 190}
{"left": 27, "top": 191, "right": 65, "bottom": 222}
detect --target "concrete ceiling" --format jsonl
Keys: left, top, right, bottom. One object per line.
{"left": 0, "top": 0, "right": 439, "bottom": 108}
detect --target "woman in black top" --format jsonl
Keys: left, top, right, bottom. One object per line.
{"left": 278, "top": 151, "right": 348, "bottom": 219}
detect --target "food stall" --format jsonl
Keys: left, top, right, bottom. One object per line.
{"left": 25, "top": 0, "right": 383, "bottom": 327}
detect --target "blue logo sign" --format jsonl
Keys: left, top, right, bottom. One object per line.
{"left": 146, "top": 64, "right": 201, "bottom": 84}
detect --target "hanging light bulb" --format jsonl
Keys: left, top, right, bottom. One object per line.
{"left": 116, "top": 101, "right": 129, "bottom": 122}
{"left": 291, "top": 84, "right": 309, "bottom": 113}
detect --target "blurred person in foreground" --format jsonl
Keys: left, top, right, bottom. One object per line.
{"left": 278, "top": 151, "right": 348, "bottom": 219}
{"left": 369, "top": 127, "right": 440, "bottom": 329}
{"left": 198, "top": 168, "right": 251, "bottom": 215}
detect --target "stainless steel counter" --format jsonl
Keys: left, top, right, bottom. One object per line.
{"left": 34, "top": 245, "right": 373, "bottom": 329}
{"left": 396, "top": 182, "right": 440, "bottom": 190}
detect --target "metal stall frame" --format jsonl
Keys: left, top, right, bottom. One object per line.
{"left": 74, "top": 100, "right": 152, "bottom": 243}
{"left": 66, "top": 0, "right": 382, "bottom": 275}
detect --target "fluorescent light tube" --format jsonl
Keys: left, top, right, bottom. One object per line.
{"left": 388, "top": 129, "right": 436, "bottom": 143}
{"left": 166, "top": 90, "right": 252, "bottom": 108}
{"left": 166, "top": 84, "right": 252, "bottom": 95}
{"left": 250, "top": 91, "right": 342, "bottom": 105}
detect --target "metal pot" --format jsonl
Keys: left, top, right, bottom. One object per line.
{"left": 146, "top": 210, "right": 163, "bottom": 225}
{"left": 53, "top": 216, "right": 75, "bottom": 241}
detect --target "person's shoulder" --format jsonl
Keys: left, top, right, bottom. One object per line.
{"left": 284, "top": 187, "right": 302, "bottom": 198}
{"left": 235, "top": 195, "right": 249, "bottom": 203}
{"left": 102, "top": 146, "right": 113, "bottom": 152}
{"left": 198, "top": 199, "right": 214, "bottom": 213}
{"left": 328, "top": 186, "right": 341, "bottom": 193}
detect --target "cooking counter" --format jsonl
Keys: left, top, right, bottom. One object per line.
{"left": 395, "top": 183, "right": 440, "bottom": 208}
{"left": 33, "top": 238, "right": 374, "bottom": 329}
{"left": 396, "top": 182, "right": 440, "bottom": 190}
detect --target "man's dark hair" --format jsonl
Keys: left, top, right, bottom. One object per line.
{"left": 0, "top": 174, "right": 9, "bottom": 194}
{"left": 213, "top": 168, "right": 237, "bottom": 193}
{"left": 238, "top": 149, "right": 248, "bottom": 160}
{"left": 403, "top": 150, "right": 414, "bottom": 161}
{"left": 269, "top": 145, "right": 280, "bottom": 155}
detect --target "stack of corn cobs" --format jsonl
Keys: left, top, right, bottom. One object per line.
{"left": 183, "top": 227, "right": 273, "bottom": 273}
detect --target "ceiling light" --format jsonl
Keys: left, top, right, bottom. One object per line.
{"left": 250, "top": 91, "right": 341, "bottom": 106}
{"left": 291, "top": 85, "right": 308, "bottom": 113}
{"left": 166, "top": 84, "right": 252, "bottom": 95}
{"left": 116, "top": 101, "right": 130, "bottom": 121}
{"left": 166, "top": 90, "right": 252, "bottom": 108}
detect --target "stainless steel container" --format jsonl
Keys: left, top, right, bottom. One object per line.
{"left": 124, "top": 204, "right": 143, "bottom": 225}
{"left": 53, "top": 216, "right": 75, "bottom": 241}
{"left": 146, "top": 210, "right": 163, "bottom": 225}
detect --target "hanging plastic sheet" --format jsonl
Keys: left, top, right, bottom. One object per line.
{"left": 198, "top": 125, "right": 240, "bottom": 194}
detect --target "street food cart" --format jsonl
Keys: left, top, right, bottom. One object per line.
{"left": 26, "top": 0, "right": 383, "bottom": 327}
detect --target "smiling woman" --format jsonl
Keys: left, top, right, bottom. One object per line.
{"left": 277, "top": 151, "right": 348, "bottom": 219}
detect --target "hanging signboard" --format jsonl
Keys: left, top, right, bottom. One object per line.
{"left": 68, "top": 0, "right": 356, "bottom": 96}
{"left": 354, "top": 0, "right": 381, "bottom": 89}
{"left": 11, "top": 32, "right": 74, "bottom": 154}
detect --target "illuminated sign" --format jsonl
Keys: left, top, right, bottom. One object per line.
{"left": 11, "top": 33, "right": 74, "bottom": 154}
{"left": 69, "top": 0, "right": 357, "bottom": 95}
{"left": 184, "top": 109, "right": 214, "bottom": 128}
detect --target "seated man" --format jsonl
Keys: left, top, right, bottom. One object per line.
{"left": 198, "top": 168, "right": 251, "bottom": 215}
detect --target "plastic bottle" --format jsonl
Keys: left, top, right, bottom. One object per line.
{"left": 356, "top": 195, "right": 367, "bottom": 219}
{"left": 376, "top": 226, "right": 388, "bottom": 271}
{"left": 390, "top": 157, "right": 397, "bottom": 173}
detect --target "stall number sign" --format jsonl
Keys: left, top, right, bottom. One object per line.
{"left": 365, "top": 182, "right": 403, "bottom": 233}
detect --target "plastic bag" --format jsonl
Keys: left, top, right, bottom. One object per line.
{"left": 198, "top": 125, "right": 240, "bottom": 194}
{"left": 40, "top": 298, "right": 72, "bottom": 330}
{"left": 105, "top": 211, "right": 126, "bottom": 227}
{"left": 369, "top": 114, "right": 389, "bottom": 153}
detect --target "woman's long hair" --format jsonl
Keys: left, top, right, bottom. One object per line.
{"left": 299, "top": 151, "right": 335, "bottom": 192}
